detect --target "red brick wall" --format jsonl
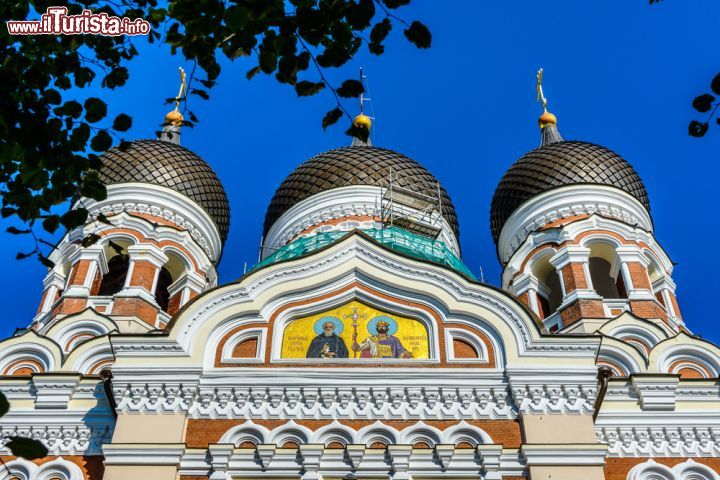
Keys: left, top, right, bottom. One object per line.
{"left": 111, "top": 297, "right": 158, "bottom": 325}
{"left": 128, "top": 260, "right": 157, "bottom": 290}
{"left": 561, "top": 263, "right": 588, "bottom": 292}
{"left": 452, "top": 338, "right": 478, "bottom": 359}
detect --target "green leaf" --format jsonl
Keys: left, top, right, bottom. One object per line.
{"left": 0, "top": 392, "right": 9, "bottom": 417}
{"left": 96, "top": 213, "right": 113, "bottom": 226}
{"left": 81, "top": 233, "right": 102, "bottom": 248}
{"left": 43, "top": 89, "right": 62, "bottom": 105}
{"left": 103, "top": 67, "right": 129, "bottom": 89}
{"left": 259, "top": 50, "right": 278, "bottom": 74}
{"left": 225, "top": 5, "right": 250, "bottom": 29}
{"left": 54, "top": 100, "right": 83, "bottom": 119}
{"left": 247, "top": 66, "right": 262, "bottom": 80}
{"left": 345, "top": 0, "right": 375, "bottom": 29}
{"left": 1, "top": 207, "right": 17, "bottom": 218}
{"left": 38, "top": 255, "right": 55, "bottom": 269}
{"left": 404, "top": 21, "right": 432, "bottom": 49}
{"left": 60, "top": 208, "right": 89, "bottom": 230}
{"left": 295, "top": 81, "right": 325, "bottom": 97}
{"left": 42, "top": 215, "right": 60, "bottom": 234}
{"left": 692, "top": 94, "right": 715, "bottom": 113}
{"left": 337, "top": 79, "right": 364, "bottom": 98}
{"left": 80, "top": 173, "right": 107, "bottom": 201}
{"left": 84, "top": 97, "right": 107, "bottom": 123}
{"left": 322, "top": 107, "right": 344, "bottom": 130}
{"left": 108, "top": 240, "right": 125, "bottom": 255}
{"left": 112, "top": 114, "right": 132, "bottom": 132}
{"left": 689, "top": 120, "right": 709, "bottom": 137}
{"left": 369, "top": 18, "right": 392, "bottom": 55}
{"left": 90, "top": 130, "right": 113, "bottom": 152}
{"left": 6, "top": 437, "right": 48, "bottom": 460}
{"left": 69, "top": 123, "right": 91, "bottom": 151}
{"left": 191, "top": 89, "right": 210, "bottom": 100}
{"left": 711, "top": 73, "right": 720, "bottom": 96}
{"left": 382, "top": 0, "right": 411, "bottom": 8}
{"left": 346, "top": 123, "right": 370, "bottom": 142}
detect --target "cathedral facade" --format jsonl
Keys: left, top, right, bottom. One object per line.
{"left": 0, "top": 106, "right": 718, "bottom": 480}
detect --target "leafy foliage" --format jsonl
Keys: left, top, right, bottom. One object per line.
{"left": 1, "top": 0, "right": 430, "bottom": 262}
{"left": 688, "top": 73, "right": 720, "bottom": 138}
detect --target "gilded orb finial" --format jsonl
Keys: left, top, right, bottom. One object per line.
{"left": 353, "top": 113, "right": 372, "bottom": 130}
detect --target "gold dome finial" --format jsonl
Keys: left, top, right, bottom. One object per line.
{"left": 353, "top": 113, "right": 372, "bottom": 130}
{"left": 536, "top": 68, "right": 557, "bottom": 129}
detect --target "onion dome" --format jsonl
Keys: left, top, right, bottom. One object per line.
{"left": 98, "top": 139, "right": 230, "bottom": 242}
{"left": 490, "top": 122, "right": 650, "bottom": 244}
{"left": 263, "top": 146, "right": 459, "bottom": 240}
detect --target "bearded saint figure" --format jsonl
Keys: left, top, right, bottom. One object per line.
{"left": 352, "top": 320, "right": 412, "bottom": 359}
{"left": 306, "top": 320, "right": 348, "bottom": 359}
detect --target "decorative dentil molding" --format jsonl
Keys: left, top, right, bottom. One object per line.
{"left": 0, "top": 422, "right": 113, "bottom": 456}
{"left": 598, "top": 425, "right": 720, "bottom": 458}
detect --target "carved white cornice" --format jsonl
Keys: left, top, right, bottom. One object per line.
{"left": 498, "top": 184, "right": 653, "bottom": 264}
{"left": 262, "top": 185, "right": 460, "bottom": 258}
{"left": 79, "top": 182, "right": 222, "bottom": 262}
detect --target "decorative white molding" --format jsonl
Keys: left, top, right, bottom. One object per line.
{"left": 79, "top": 182, "right": 222, "bottom": 261}
{"left": 1, "top": 457, "right": 86, "bottom": 480}
{"left": 521, "top": 444, "right": 607, "bottom": 466}
{"left": 597, "top": 425, "right": 720, "bottom": 458}
{"left": 262, "top": 185, "right": 461, "bottom": 258}
{"left": 180, "top": 442, "right": 519, "bottom": 479}
{"left": 102, "top": 443, "right": 186, "bottom": 465}
{"left": 631, "top": 375, "right": 679, "bottom": 411}
{"left": 498, "top": 184, "right": 653, "bottom": 264}
{"left": 217, "top": 420, "right": 492, "bottom": 447}
{"left": 627, "top": 458, "right": 720, "bottom": 480}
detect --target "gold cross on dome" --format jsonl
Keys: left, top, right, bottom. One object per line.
{"left": 174, "top": 67, "right": 187, "bottom": 112}
{"left": 536, "top": 68, "right": 548, "bottom": 113}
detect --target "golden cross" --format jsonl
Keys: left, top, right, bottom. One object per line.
{"left": 344, "top": 307, "right": 366, "bottom": 326}
{"left": 174, "top": 67, "right": 187, "bottom": 112}
{"left": 536, "top": 68, "right": 548, "bottom": 113}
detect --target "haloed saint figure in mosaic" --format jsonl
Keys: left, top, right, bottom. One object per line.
{"left": 352, "top": 319, "right": 413, "bottom": 359}
{"left": 306, "top": 319, "right": 349, "bottom": 359}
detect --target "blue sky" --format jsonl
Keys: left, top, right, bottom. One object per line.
{"left": 3, "top": 1, "right": 719, "bottom": 342}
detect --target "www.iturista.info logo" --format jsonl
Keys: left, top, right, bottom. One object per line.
{"left": 6, "top": 7, "right": 151, "bottom": 36}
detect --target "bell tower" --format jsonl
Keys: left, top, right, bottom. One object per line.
{"left": 31, "top": 96, "right": 230, "bottom": 333}
{"left": 491, "top": 71, "right": 682, "bottom": 334}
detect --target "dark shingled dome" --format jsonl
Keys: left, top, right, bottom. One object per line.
{"left": 98, "top": 140, "right": 230, "bottom": 243}
{"left": 490, "top": 141, "right": 650, "bottom": 243}
{"left": 263, "top": 146, "right": 459, "bottom": 239}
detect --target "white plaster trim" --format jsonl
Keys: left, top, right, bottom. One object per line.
{"left": 262, "top": 185, "right": 460, "bottom": 257}
{"left": 521, "top": 444, "right": 607, "bottom": 466}
{"left": 498, "top": 184, "right": 653, "bottom": 264}
{"left": 79, "top": 182, "right": 223, "bottom": 261}
{"left": 1, "top": 457, "right": 85, "bottom": 480}
{"left": 627, "top": 459, "right": 720, "bottom": 480}
{"left": 102, "top": 443, "right": 186, "bottom": 465}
